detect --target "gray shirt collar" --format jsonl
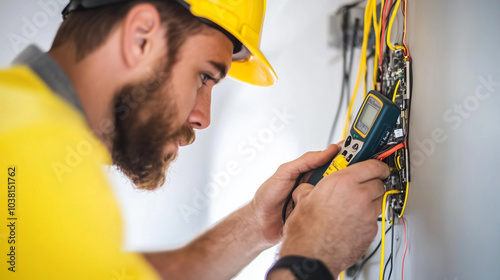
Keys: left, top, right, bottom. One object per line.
{"left": 12, "top": 45, "right": 85, "bottom": 116}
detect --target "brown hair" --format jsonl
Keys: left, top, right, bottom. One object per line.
{"left": 51, "top": 0, "right": 205, "bottom": 64}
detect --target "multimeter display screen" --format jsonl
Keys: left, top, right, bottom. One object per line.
{"left": 356, "top": 99, "right": 380, "bottom": 134}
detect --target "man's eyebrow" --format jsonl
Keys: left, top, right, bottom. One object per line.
{"left": 208, "top": 61, "right": 228, "bottom": 83}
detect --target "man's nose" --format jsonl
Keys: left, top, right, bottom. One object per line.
{"left": 187, "top": 89, "right": 212, "bottom": 129}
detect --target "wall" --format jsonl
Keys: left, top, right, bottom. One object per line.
{"left": 353, "top": 1, "right": 500, "bottom": 279}
{"left": 397, "top": 0, "right": 500, "bottom": 279}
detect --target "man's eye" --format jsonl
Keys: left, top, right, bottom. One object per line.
{"left": 200, "top": 73, "right": 210, "bottom": 85}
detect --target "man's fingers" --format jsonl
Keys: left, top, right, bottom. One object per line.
{"left": 283, "top": 183, "right": 314, "bottom": 222}
{"left": 362, "top": 178, "right": 386, "bottom": 201}
{"left": 371, "top": 195, "right": 383, "bottom": 216}
{"left": 354, "top": 179, "right": 385, "bottom": 219}
{"left": 292, "top": 183, "right": 314, "bottom": 205}
{"left": 343, "top": 159, "right": 391, "bottom": 183}
{"left": 276, "top": 144, "right": 340, "bottom": 179}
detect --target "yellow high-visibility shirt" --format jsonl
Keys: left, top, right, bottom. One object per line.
{"left": 0, "top": 66, "right": 161, "bottom": 280}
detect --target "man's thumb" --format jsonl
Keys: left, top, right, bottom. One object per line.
{"left": 292, "top": 183, "right": 315, "bottom": 205}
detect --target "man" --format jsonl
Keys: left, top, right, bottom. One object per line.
{"left": 0, "top": 0, "right": 388, "bottom": 279}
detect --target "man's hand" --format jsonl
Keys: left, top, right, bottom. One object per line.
{"left": 278, "top": 159, "right": 390, "bottom": 278}
{"left": 145, "top": 146, "right": 387, "bottom": 280}
{"left": 144, "top": 145, "right": 343, "bottom": 280}
{"left": 249, "top": 144, "right": 341, "bottom": 246}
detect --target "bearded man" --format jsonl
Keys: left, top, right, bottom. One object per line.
{"left": 0, "top": 1, "right": 388, "bottom": 279}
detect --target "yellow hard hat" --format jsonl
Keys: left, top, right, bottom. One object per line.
{"left": 62, "top": 0, "right": 277, "bottom": 86}
{"left": 179, "top": 0, "right": 278, "bottom": 87}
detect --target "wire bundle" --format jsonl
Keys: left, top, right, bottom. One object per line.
{"left": 340, "top": 0, "right": 377, "bottom": 140}
{"left": 378, "top": 1, "right": 411, "bottom": 279}
{"left": 323, "top": 0, "right": 413, "bottom": 278}
{"left": 328, "top": 0, "right": 412, "bottom": 279}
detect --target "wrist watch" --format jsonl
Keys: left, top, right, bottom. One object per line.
{"left": 266, "top": 255, "right": 335, "bottom": 280}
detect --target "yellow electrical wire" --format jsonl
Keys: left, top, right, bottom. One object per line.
{"left": 379, "top": 190, "right": 401, "bottom": 280}
{"left": 366, "top": 0, "right": 377, "bottom": 97}
{"left": 336, "top": 1, "right": 409, "bottom": 278}
{"left": 341, "top": 0, "right": 374, "bottom": 139}
{"left": 372, "top": 0, "right": 381, "bottom": 91}
{"left": 399, "top": 181, "right": 410, "bottom": 217}
{"left": 386, "top": 0, "right": 406, "bottom": 52}
{"left": 395, "top": 154, "right": 402, "bottom": 170}
{"left": 392, "top": 79, "right": 401, "bottom": 102}
{"left": 361, "top": 0, "right": 375, "bottom": 99}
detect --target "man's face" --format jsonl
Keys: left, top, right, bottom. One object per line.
{"left": 111, "top": 27, "right": 233, "bottom": 190}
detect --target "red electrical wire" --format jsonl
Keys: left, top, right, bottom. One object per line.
{"left": 403, "top": 0, "right": 411, "bottom": 59}
{"left": 376, "top": 142, "right": 404, "bottom": 160}
{"left": 401, "top": 217, "right": 408, "bottom": 280}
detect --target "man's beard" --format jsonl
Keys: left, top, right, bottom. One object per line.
{"left": 109, "top": 70, "right": 195, "bottom": 190}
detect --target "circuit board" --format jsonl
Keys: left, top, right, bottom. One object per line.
{"left": 379, "top": 49, "right": 411, "bottom": 217}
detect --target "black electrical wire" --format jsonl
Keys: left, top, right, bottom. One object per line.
{"left": 382, "top": 211, "right": 396, "bottom": 280}
{"left": 387, "top": 78, "right": 399, "bottom": 101}
{"left": 370, "top": 141, "right": 404, "bottom": 159}
{"left": 364, "top": 48, "right": 376, "bottom": 96}
{"left": 352, "top": 225, "right": 393, "bottom": 280}
{"left": 380, "top": 0, "right": 399, "bottom": 85}
{"left": 386, "top": 0, "right": 399, "bottom": 26}
{"left": 405, "top": 60, "right": 413, "bottom": 182}
{"left": 345, "top": 18, "right": 359, "bottom": 110}
{"left": 384, "top": 0, "right": 399, "bottom": 39}
{"left": 383, "top": 255, "right": 392, "bottom": 280}
{"left": 371, "top": 146, "right": 391, "bottom": 159}
{"left": 388, "top": 211, "right": 396, "bottom": 279}
{"left": 342, "top": 9, "right": 350, "bottom": 108}
{"left": 326, "top": 9, "right": 349, "bottom": 146}
{"left": 383, "top": 0, "right": 399, "bottom": 59}
{"left": 328, "top": 0, "right": 387, "bottom": 146}
{"left": 327, "top": 12, "right": 360, "bottom": 145}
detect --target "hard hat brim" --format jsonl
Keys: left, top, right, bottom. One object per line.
{"left": 228, "top": 40, "right": 278, "bottom": 87}
{"left": 185, "top": 1, "right": 278, "bottom": 87}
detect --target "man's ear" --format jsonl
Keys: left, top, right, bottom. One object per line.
{"left": 121, "top": 3, "right": 162, "bottom": 69}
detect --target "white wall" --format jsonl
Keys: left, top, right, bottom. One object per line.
{"left": 344, "top": 1, "right": 500, "bottom": 279}
{"left": 0, "top": 0, "right": 66, "bottom": 65}
{"left": 395, "top": 0, "right": 500, "bottom": 279}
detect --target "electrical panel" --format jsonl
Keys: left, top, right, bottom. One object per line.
{"left": 327, "top": 0, "right": 412, "bottom": 279}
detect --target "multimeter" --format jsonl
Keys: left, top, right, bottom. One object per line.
{"left": 307, "top": 90, "right": 400, "bottom": 185}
